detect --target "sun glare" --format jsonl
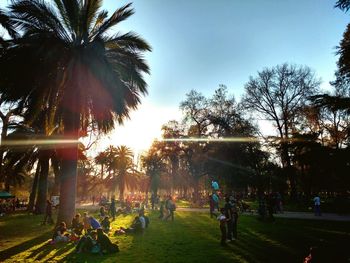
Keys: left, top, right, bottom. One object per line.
{"left": 89, "top": 103, "right": 182, "bottom": 156}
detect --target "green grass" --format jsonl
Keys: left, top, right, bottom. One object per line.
{"left": 0, "top": 210, "right": 349, "bottom": 262}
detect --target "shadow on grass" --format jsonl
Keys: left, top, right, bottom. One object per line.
{"left": 0, "top": 231, "right": 51, "bottom": 261}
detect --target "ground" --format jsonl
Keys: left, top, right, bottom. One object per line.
{"left": 0, "top": 209, "right": 349, "bottom": 263}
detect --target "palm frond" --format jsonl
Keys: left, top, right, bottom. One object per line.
{"left": 93, "top": 3, "right": 133, "bottom": 38}
{"left": 0, "top": 8, "right": 18, "bottom": 39}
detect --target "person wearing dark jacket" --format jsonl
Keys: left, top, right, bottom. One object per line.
{"left": 97, "top": 228, "right": 119, "bottom": 253}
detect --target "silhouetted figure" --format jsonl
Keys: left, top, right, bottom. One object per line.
{"left": 42, "top": 200, "right": 54, "bottom": 225}
{"left": 110, "top": 197, "right": 116, "bottom": 220}
{"left": 217, "top": 208, "right": 227, "bottom": 246}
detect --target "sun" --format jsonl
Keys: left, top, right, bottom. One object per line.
{"left": 87, "top": 102, "right": 182, "bottom": 157}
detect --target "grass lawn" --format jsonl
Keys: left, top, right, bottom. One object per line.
{"left": 0, "top": 210, "right": 349, "bottom": 263}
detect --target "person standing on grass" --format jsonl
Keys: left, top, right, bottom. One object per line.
{"left": 224, "top": 197, "right": 233, "bottom": 241}
{"left": 209, "top": 193, "right": 216, "bottom": 218}
{"left": 313, "top": 194, "right": 321, "bottom": 216}
{"left": 42, "top": 199, "right": 54, "bottom": 225}
{"left": 217, "top": 208, "right": 227, "bottom": 246}
{"left": 231, "top": 201, "right": 239, "bottom": 240}
{"left": 165, "top": 196, "right": 176, "bottom": 221}
{"left": 159, "top": 199, "right": 165, "bottom": 219}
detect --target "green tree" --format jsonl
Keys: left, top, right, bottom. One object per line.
{"left": 141, "top": 144, "right": 166, "bottom": 196}
{"left": 0, "top": 0, "right": 151, "bottom": 223}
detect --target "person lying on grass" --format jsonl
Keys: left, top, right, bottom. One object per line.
{"left": 115, "top": 216, "right": 143, "bottom": 234}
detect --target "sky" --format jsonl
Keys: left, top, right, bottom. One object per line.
{"left": 96, "top": 0, "right": 350, "bottom": 155}
{"left": 1, "top": 0, "right": 350, "bottom": 156}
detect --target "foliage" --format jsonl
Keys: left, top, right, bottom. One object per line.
{"left": 0, "top": 0, "right": 151, "bottom": 223}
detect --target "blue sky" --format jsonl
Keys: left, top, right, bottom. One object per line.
{"left": 105, "top": 0, "right": 349, "bottom": 105}
{"left": 101, "top": 0, "right": 350, "bottom": 153}
{"left": 1, "top": 0, "right": 349, "bottom": 153}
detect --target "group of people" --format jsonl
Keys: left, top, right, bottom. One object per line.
{"left": 49, "top": 211, "right": 118, "bottom": 255}
{"left": 209, "top": 181, "right": 240, "bottom": 246}
{"left": 0, "top": 198, "right": 24, "bottom": 216}
{"left": 217, "top": 195, "right": 239, "bottom": 246}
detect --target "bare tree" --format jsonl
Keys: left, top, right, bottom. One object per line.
{"left": 242, "top": 63, "right": 320, "bottom": 198}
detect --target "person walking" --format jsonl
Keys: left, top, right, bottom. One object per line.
{"left": 313, "top": 194, "right": 321, "bottom": 216}
{"left": 165, "top": 196, "right": 176, "bottom": 221}
{"left": 224, "top": 197, "right": 233, "bottom": 241}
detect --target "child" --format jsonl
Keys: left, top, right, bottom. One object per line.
{"left": 217, "top": 208, "right": 227, "bottom": 246}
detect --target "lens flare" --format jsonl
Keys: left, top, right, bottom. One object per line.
{"left": 159, "top": 137, "right": 308, "bottom": 143}
{"left": 160, "top": 137, "right": 260, "bottom": 143}
{"left": 1, "top": 139, "right": 79, "bottom": 148}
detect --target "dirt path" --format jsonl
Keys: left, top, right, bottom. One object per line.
{"left": 76, "top": 203, "right": 350, "bottom": 222}
{"left": 176, "top": 207, "right": 350, "bottom": 222}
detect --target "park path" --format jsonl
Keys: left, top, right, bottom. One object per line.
{"left": 176, "top": 207, "right": 350, "bottom": 222}
{"left": 76, "top": 203, "right": 350, "bottom": 222}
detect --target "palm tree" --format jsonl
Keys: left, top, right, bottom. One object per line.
{"left": 0, "top": 0, "right": 151, "bottom": 223}
{"left": 95, "top": 151, "right": 108, "bottom": 179}
{"left": 112, "top": 145, "right": 136, "bottom": 202}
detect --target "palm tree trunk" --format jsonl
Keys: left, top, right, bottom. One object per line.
{"left": 51, "top": 157, "right": 60, "bottom": 196}
{"left": 27, "top": 163, "right": 40, "bottom": 212}
{"left": 57, "top": 111, "right": 79, "bottom": 225}
{"left": 119, "top": 173, "right": 125, "bottom": 202}
{"left": 35, "top": 152, "right": 49, "bottom": 214}
{"left": 0, "top": 112, "right": 10, "bottom": 186}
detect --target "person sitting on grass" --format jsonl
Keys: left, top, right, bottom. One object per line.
{"left": 99, "top": 206, "right": 106, "bottom": 220}
{"left": 116, "top": 216, "right": 143, "bottom": 234}
{"left": 71, "top": 213, "right": 84, "bottom": 236}
{"left": 100, "top": 216, "right": 111, "bottom": 233}
{"left": 76, "top": 230, "right": 101, "bottom": 254}
{"left": 97, "top": 228, "right": 119, "bottom": 253}
{"left": 217, "top": 208, "right": 227, "bottom": 246}
{"left": 83, "top": 212, "right": 91, "bottom": 233}
{"left": 52, "top": 222, "right": 69, "bottom": 243}
{"left": 89, "top": 216, "right": 102, "bottom": 230}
